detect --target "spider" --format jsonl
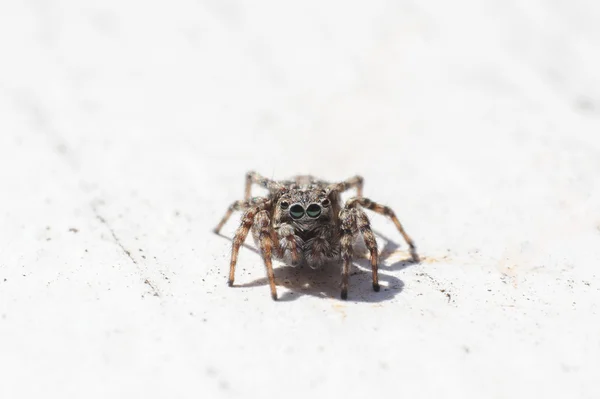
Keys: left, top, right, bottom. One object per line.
{"left": 213, "top": 171, "right": 418, "bottom": 300}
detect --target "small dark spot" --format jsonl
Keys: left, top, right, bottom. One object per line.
{"left": 56, "top": 143, "right": 68, "bottom": 154}
{"left": 575, "top": 96, "right": 595, "bottom": 112}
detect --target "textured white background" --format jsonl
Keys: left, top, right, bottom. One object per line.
{"left": 1, "top": 1, "right": 599, "bottom": 398}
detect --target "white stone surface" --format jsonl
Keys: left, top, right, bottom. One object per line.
{"left": 1, "top": 1, "right": 599, "bottom": 398}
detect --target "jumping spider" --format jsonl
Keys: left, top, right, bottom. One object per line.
{"left": 213, "top": 172, "right": 418, "bottom": 300}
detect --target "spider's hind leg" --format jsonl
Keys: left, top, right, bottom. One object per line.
{"left": 213, "top": 197, "right": 265, "bottom": 234}
{"left": 245, "top": 171, "right": 284, "bottom": 200}
{"left": 328, "top": 175, "right": 364, "bottom": 197}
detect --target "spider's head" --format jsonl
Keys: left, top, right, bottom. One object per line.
{"left": 275, "top": 188, "right": 333, "bottom": 228}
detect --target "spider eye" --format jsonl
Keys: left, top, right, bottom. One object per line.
{"left": 289, "top": 204, "right": 304, "bottom": 219}
{"left": 280, "top": 201, "right": 289, "bottom": 210}
{"left": 321, "top": 198, "right": 330, "bottom": 207}
{"left": 306, "top": 204, "right": 322, "bottom": 218}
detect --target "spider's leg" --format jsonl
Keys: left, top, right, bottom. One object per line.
{"left": 327, "top": 175, "right": 364, "bottom": 197}
{"left": 213, "top": 197, "right": 265, "bottom": 234}
{"left": 254, "top": 210, "right": 278, "bottom": 300}
{"left": 339, "top": 208, "right": 356, "bottom": 300}
{"left": 347, "top": 197, "right": 418, "bottom": 262}
{"left": 355, "top": 208, "right": 379, "bottom": 292}
{"left": 269, "top": 228, "right": 283, "bottom": 258}
{"left": 339, "top": 205, "right": 379, "bottom": 299}
{"left": 227, "top": 200, "right": 270, "bottom": 286}
{"left": 245, "top": 171, "right": 285, "bottom": 200}
{"left": 277, "top": 224, "right": 300, "bottom": 266}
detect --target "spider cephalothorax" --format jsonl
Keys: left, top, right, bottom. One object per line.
{"left": 213, "top": 172, "right": 418, "bottom": 300}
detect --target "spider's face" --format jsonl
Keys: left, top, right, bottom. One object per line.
{"left": 275, "top": 188, "right": 333, "bottom": 228}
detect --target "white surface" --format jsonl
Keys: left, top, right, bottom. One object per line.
{"left": 1, "top": 1, "right": 599, "bottom": 398}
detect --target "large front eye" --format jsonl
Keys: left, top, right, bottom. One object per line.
{"left": 306, "top": 203, "right": 322, "bottom": 218}
{"left": 289, "top": 204, "right": 305, "bottom": 219}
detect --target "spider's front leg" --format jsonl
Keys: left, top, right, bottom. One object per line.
{"left": 339, "top": 206, "right": 379, "bottom": 300}
{"left": 227, "top": 199, "right": 270, "bottom": 286}
{"left": 253, "top": 210, "right": 278, "bottom": 300}
{"left": 276, "top": 223, "right": 300, "bottom": 266}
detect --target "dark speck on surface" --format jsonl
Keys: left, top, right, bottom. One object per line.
{"left": 576, "top": 96, "right": 595, "bottom": 112}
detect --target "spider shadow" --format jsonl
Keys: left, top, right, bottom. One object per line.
{"left": 215, "top": 231, "right": 420, "bottom": 302}
{"left": 374, "top": 229, "right": 421, "bottom": 272}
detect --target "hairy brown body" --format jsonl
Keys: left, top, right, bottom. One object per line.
{"left": 214, "top": 172, "right": 418, "bottom": 300}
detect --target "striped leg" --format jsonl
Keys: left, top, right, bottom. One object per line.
{"left": 339, "top": 205, "right": 379, "bottom": 300}
{"left": 213, "top": 197, "right": 266, "bottom": 234}
{"left": 227, "top": 200, "right": 270, "bottom": 287}
{"left": 346, "top": 197, "right": 418, "bottom": 261}
{"left": 340, "top": 226, "right": 353, "bottom": 300}
{"left": 254, "top": 210, "right": 278, "bottom": 300}
{"left": 328, "top": 175, "right": 364, "bottom": 197}
{"left": 357, "top": 210, "right": 380, "bottom": 292}
{"left": 277, "top": 224, "right": 300, "bottom": 266}
{"left": 245, "top": 171, "right": 285, "bottom": 200}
